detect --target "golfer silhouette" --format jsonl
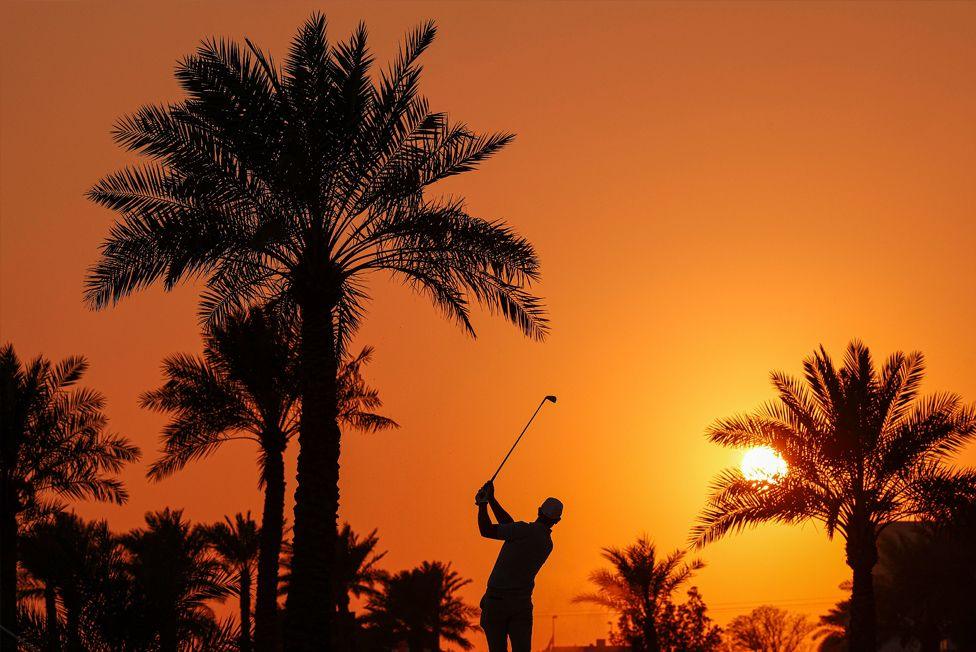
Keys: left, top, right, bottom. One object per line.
{"left": 475, "top": 480, "right": 562, "bottom": 652}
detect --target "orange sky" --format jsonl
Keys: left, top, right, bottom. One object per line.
{"left": 3, "top": 1, "right": 976, "bottom": 647}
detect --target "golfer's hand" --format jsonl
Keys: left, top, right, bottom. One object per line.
{"left": 474, "top": 481, "right": 494, "bottom": 505}
{"left": 475, "top": 486, "right": 489, "bottom": 506}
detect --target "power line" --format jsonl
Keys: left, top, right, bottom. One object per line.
{"left": 534, "top": 595, "right": 843, "bottom": 618}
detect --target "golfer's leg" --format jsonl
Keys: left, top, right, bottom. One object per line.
{"left": 508, "top": 606, "right": 533, "bottom": 652}
{"left": 481, "top": 601, "right": 509, "bottom": 652}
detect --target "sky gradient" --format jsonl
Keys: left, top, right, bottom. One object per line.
{"left": 3, "top": 1, "right": 975, "bottom": 647}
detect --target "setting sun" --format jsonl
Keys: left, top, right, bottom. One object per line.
{"left": 741, "top": 446, "right": 788, "bottom": 483}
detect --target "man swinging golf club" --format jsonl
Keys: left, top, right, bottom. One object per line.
{"left": 476, "top": 482, "right": 562, "bottom": 652}
{"left": 474, "top": 395, "right": 562, "bottom": 652}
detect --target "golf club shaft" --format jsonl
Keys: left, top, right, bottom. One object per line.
{"left": 490, "top": 397, "right": 549, "bottom": 482}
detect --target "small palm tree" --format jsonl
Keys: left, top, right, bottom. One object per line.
{"left": 691, "top": 341, "right": 976, "bottom": 652}
{"left": 574, "top": 536, "right": 704, "bottom": 652}
{"left": 365, "top": 561, "right": 477, "bottom": 652}
{"left": 86, "top": 14, "right": 546, "bottom": 648}
{"left": 0, "top": 344, "right": 140, "bottom": 646}
{"left": 206, "top": 513, "right": 260, "bottom": 652}
{"left": 120, "top": 508, "right": 230, "bottom": 652}
{"left": 19, "top": 517, "right": 68, "bottom": 652}
{"left": 142, "top": 307, "right": 396, "bottom": 650}
{"left": 18, "top": 512, "right": 117, "bottom": 652}
{"left": 334, "top": 524, "right": 387, "bottom": 650}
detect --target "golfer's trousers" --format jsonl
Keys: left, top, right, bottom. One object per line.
{"left": 480, "top": 594, "right": 533, "bottom": 652}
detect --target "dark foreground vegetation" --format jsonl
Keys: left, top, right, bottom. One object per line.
{"left": 13, "top": 508, "right": 477, "bottom": 652}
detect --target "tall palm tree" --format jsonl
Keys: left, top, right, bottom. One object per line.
{"left": 690, "top": 340, "right": 976, "bottom": 652}
{"left": 0, "top": 344, "right": 140, "bottom": 647}
{"left": 120, "top": 508, "right": 231, "bottom": 652}
{"left": 206, "top": 513, "right": 260, "bottom": 652}
{"left": 365, "top": 561, "right": 477, "bottom": 652}
{"left": 141, "top": 306, "right": 294, "bottom": 652}
{"left": 574, "top": 536, "right": 704, "bottom": 652}
{"left": 85, "top": 15, "right": 546, "bottom": 648}
{"left": 334, "top": 524, "right": 387, "bottom": 650}
{"left": 142, "top": 307, "right": 396, "bottom": 651}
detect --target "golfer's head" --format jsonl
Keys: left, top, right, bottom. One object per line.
{"left": 538, "top": 497, "right": 563, "bottom": 525}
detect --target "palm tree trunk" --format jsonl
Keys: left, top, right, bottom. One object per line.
{"left": 643, "top": 617, "right": 660, "bottom": 652}
{"left": 63, "top": 590, "right": 83, "bottom": 652}
{"left": 846, "top": 522, "right": 878, "bottom": 652}
{"left": 43, "top": 584, "right": 58, "bottom": 652}
{"left": 641, "top": 599, "right": 660, "bottom": 652}
{"left": 337, "top": 592, "right": 353, "bottom": 652}
{"left": 240, "top": 565, "right": 253, "bottom": 652}
{"left": 0, "top": 484, "right": 18, "bottom": 649}
{"left": 285, "top": 290, "right": 340, "bottom": 651}
{"left": 918, "top": 626, "right": 941, "bottom": 652}
{"left": 255, "top": 447, "right": 285, "bottom": 652}
{"left": 160, "top": 625, "right": 177, "bottom": 652}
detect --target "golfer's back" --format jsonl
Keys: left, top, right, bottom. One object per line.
{"left": 486, "top": 521, "right": 553, "bottom": 599}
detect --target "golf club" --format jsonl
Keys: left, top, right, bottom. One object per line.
{"left": 489, "top": 395, "right": 557, "bottom": 483}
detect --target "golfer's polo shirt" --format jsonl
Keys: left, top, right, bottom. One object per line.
{"left": 485, "top": 521, "right": 553, "bottom": 600}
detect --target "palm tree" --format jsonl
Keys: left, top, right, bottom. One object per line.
{"left": 141, "top": 306, "right": 294, "bottom": 651}
{"left": 85, "top": 15, "right": 546, "bottom": 648}
{"left": 365, "top": 561, "right": 477, "bottom": 652}
{"left": 141, "top": 307, "right": 396, "bottom": 651}
{"left": 19, "top": 518, "right": 67, "bottom": 652}
{"left": 574, "top": 536, "right": 704, "bottom": 652}
{"left": 18, "top": 512, "right": 119, "bottom": 652}
{"left": 874, "top": 523, "right": 976, "bottom": 652}
{"left": 206, "top": 513, "right": 260, "bottom": 652}
{"left": 0, "top": 344, "right": 140, "bottom": 646}
{"left": 690, "top": 340, "right": 976, "bottom": 652}
{"left": 817, "top": 521, "right": 976, "bottom": 652}
{"left": 334, "top": 524, "right": 387, "bottom": 650}
{"left": 120, "top": 508, "right": 231, "bottom": 652}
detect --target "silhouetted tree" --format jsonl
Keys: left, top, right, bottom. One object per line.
{"left": 657, "top": 587, "right": 723, "bottom": 652}
{"left": 142, "top": 307, "right": 295, "bottom": 650}
{"left": 725, "top": 606, "right": 814, "bottom": 652}
{"left": 17, "top": 512, "right": 121, "bottom": 652}
{"left": 875, "top": 523, "right": 976, "bottom": 652}
{"left": 206, "top": 513, "right": 260, "bottom": 652}
{"left": 17, "top": 510, "right": 249, "bottom": 651}
{"left": 814, "top": 599, "right": 849, "bottom": 652}
{"left": 817, "top": 519, "right": 976, "bottom": 652}
{"left": 574, "top": 536, "right": 705, "bottom": 652}
{"left": 0, "top": 344, "right": 139, "bottom": 647}
{"left": 19, "top": 518, "right": 66, "bottom": 652}
{"left": 120, "top": 509, "right": 230, "bottom": 652}
{"left": 691, "top": 341, "right": 976, "bottom": 651}
{"left": 142, "top": 307, "right": 396, "bottom": 650}
{"left": 334, "top": 524, "right": 388, "bottom": 650}
{"left": 365, "top": 561, "right": 477, "bottom": 652}
{"left": 85, "top": 13, "right": 546, "bottom": 649}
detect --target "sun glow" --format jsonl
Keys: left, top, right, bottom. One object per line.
{"left": 741, "top": 446, "right": 788, "bottom": 483}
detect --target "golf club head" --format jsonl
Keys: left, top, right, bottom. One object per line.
{"left": 545, "top": 395, "right": 557, "bottom": 403}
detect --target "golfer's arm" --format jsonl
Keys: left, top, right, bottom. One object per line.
{"left": 488, "top": 496, "right": 514, "bottom": 524}
{"left": 478, "top": 503, "right": 501, "bottom": 539}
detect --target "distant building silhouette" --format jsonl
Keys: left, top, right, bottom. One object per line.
{"left": 549, "top": 639, "right": 630, "bottom": 652}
